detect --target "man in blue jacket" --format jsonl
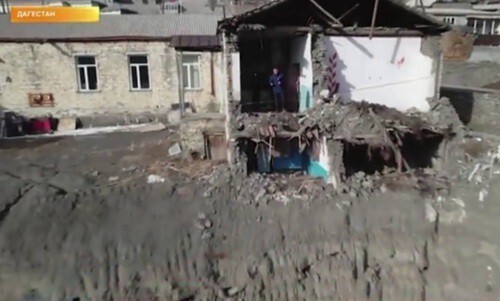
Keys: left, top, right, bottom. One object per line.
{"left": 269, "top": 67, "right": 284, "bottom": 111}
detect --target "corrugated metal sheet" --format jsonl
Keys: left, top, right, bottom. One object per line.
{"left": 220, "top": 0, "right": 446, "bottom": 30}
{"left": 170, "top": 35, "right": 220, "bottom": 49}
{"left": 0, "top": 14, "right": 218, "bottom": 41}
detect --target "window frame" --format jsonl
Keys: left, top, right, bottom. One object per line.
{"left": 163, "top": 2, "right": 180, "bottom": 13}
{"left": 74, "top": 54, "right": 99, "bottom": 92}
{"left": 443, "top": 17, "right": 455, "bottom": 25}
{"left": 127, "top": 53, "right": 152, "bottom": 91}
{"left": 182, "top": 52, "right": 202, "bottom": 91}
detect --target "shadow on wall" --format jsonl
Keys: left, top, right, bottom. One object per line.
{"left": 390, "top": 37, "right": 402, "bottom": 64}
{"left": 323, "top": 39, "right": 355, "bottom": 100}
{"left": 440, "top": 88, "right": 474, "bottom": 125}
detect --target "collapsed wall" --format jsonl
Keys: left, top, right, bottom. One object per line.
{"left": 232, "top": 97, "right": 459, "bottom": 191}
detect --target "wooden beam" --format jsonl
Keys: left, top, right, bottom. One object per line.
{"left": 307, "top": 0, "right": 343, "bottom": 26}
{"left": 232, "top": 130, "right": 381, "bottom": 141}
{"left": 324, "top": 27, "right": 424, "bottom": 37}
{"left": 369, "top": 0, "right": 381, "bottom": 39}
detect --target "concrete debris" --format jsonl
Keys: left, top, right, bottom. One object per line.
{"left": 425, "top": 202, "right": 438, "bottom": 222}
{"left": 458, "top": 143, "right": 500, "bottom": 203}
{"left": 201, "top": 230, "right": 213, "bottom": 240}
{"left": 434, "top": 195, "right": 467, "bottom": 224}
{"left": 225, "top": 286, "right": 240, "bottom": 297}
{"left": 479, "top": 188, "right": 488, "bottom": 202}
{"left": 147, "top": 174, "right": 165, "bottom": 184}
{"left": 122, "top": 165, "right": 138, "bottom": 173}
{"left": 468, "top": 163, "right": 481, "bottom": 182}
{"left": 196, "top": 213, "right": 212, "bottom": 230}
{"left": 168, "top": 143, "right": 182, "bottom": 156}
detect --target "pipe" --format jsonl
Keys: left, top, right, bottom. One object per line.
{"left": 210, "top": 52, "right": 215, "bottom": 96}
{"left": 175, "top": 51, "right": 185, "bottom": 116}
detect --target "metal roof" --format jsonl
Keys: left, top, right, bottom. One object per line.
{"left": 219, "top": 0, "right": 446, "bottom": 32}
{"left": 0, "top": 14, "right": 218, "bottom": 42}
{"left": 170, "top": 35, "right": 221, "bottom": 49}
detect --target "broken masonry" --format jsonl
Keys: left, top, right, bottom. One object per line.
{"left": 232, "top": 99, "right": 454, "bottom": 189}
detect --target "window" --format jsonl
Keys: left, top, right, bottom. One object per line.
{"left": 182, "top": 54, "right": 201, "bottom": 90}
{"left": 128, "top": 55, "right": 150, "bottom": 90}
{"left": 76, "top": 56, "right": 98, "bottom": 91}
{"left": 163, "top": 0, "right": 180, "bottom": 13}
{"left": 443, "top": 17, "right": 455, "bottom": 25}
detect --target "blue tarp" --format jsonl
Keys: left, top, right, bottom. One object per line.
{"left": 273, "top": 149, "right": 304, "bottom": 171}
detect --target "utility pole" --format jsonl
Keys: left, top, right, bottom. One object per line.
{"left": 208, "top": 0, "right": 226, "bottom": 19}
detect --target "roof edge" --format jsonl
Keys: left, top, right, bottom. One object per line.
{"left": 386, "top": 0, "right": 451, "bottom": 31}
{"left": 0, "top": 36, "right": 174, "bottom": 43}
{"left": 219, "top": 0, "right": 450, "bottom": 33}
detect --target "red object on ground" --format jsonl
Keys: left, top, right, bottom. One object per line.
{"left": 31, "top": 118, "right": 51, "bottom": 134}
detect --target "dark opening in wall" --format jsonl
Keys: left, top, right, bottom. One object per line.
{"left": 343, "top": 143, "right": 397, "bottom": 177}
{"left": 400, "top": 132, "right": 444, "bottom": 169}
{"left": 239, "top": 36, "right": 300, "bottom": 113}
{"left": 237, "top": 137, "right": 306, "bottom": 174}
{"left": 238, "top": 138, "right": 262, "bottom": 174}
{"left": 343, "top": 132, "right": 444, "bottom": 177}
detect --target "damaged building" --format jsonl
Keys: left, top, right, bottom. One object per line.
{"left": 218, "top": 0, "right": 453, "bottom": 187}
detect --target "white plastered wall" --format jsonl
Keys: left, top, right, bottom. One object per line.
{"left": 324, "top": 36, "right": 437, "bottom": 112}
{"left": 290, "top": 33, "right": 314, "bottom": 112}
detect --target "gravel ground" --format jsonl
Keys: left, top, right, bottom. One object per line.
{"left": 0, "top": 126, "right": 499, "bottom": 301}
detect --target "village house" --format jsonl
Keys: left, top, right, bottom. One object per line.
{"left": 425, "top": 1, "right": 500, "bottom": 45}
{"left": 0, "top": 14, "right": 224, "bottom": 128}
{"left": 219, "top": 0, "right": 450, "bottom": 185}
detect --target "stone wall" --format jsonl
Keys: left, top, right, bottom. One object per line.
{"left": 0, "top": 42, "right": 221, "bottom": 120}
{"left": 179, "top": 116, "right": 225, "bottom": 157}
{"left": 182, "top": 51, "right": 224, "bottom": 114}
{"left": 442, "top": 60, "right": 500, "bottom": 134}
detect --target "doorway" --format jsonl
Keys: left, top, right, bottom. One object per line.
{"left": 286, "top": 63, "right": 301, "bottom": 112}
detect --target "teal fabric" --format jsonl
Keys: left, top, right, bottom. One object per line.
{"left": 307, "top": 160, "right": 329, "bottom": 180}
{"left": 299, "top": 85, "right": 312, "bottom": 112}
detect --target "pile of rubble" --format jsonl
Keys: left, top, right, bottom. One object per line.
{"left": 458, "top": 139, "right": 500, "bottom": 202}
{"left": 235, "top": 98, "right": 456, "bottom": 141}
{"left": 202, "top": 166, "right": 338, "bottom": 206}
{"left": 336, "top": 168, "right": 450, "bottom": 198}
{"left": 304, "top": 98, "right": 456, "bottom": 139}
